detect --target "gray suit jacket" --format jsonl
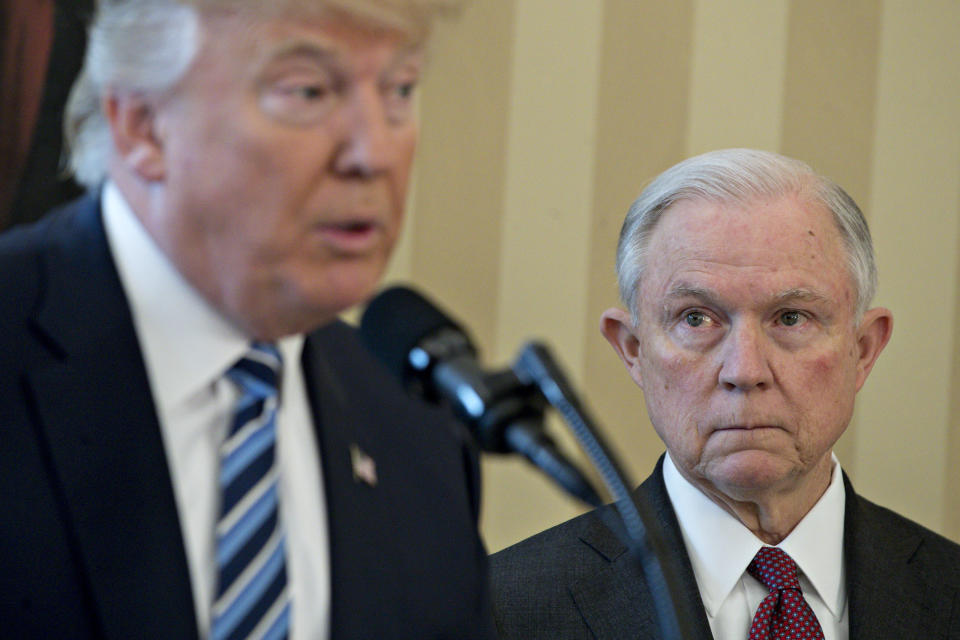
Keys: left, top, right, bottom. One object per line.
{"left": 490, "top": 456, "right": 960, "bottom": 639}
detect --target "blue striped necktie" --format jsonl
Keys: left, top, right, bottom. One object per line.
{"left": 211, "top": 342, "right": 291, "bottom": 640}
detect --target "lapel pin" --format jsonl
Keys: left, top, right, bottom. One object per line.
{"left": 350, "top": 444, "right": 378, "bottom": 487}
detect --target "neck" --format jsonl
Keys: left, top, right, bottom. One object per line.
{"left": 696, "top": 457, "right": 834, "bottom": 545}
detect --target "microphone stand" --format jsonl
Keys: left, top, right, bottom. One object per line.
{"left": 411, "top": 327, "right": 604, "bottom": 508}
{"left": 513, "top": 341, "right": 703, "bottom": 640}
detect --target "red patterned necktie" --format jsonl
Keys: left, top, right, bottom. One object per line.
{"left": 747, "top": 546, "right": 825, "bottom": 640}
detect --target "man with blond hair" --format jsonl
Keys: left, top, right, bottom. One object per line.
{"left": 491, "top": 149, "right": 960, "bottom": 639}
{"left": 0, "top": 1, "right": 495, "bottom": 638}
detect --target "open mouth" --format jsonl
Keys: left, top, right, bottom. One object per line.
{"left": 317, "top": 220, "right": 380, "bottom": 253}
{"left": 337, "top": 220, "right": 374, "bottom": 233}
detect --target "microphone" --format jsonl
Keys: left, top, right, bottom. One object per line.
{"left": 360, "top": 285, "right": 602, "bottom": 507}
{"left": 362, "top": 286, "right": 695, "bottom": 639}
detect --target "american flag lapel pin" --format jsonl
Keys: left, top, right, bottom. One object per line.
{"left": 350, "top": 444, "right": 378, "bottom": 487}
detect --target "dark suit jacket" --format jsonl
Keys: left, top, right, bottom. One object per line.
{"left": 490, "top": 456, "right": 960, "bottom": 639}
{"left": 0, "top": 194, "right": 496, "bottom": 639}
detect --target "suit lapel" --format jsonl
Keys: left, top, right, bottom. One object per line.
{"left": 571, "top": 458, "right": 713, "bottom": 639}
{"left": 26, "top": 197, "right": 197, "bottom": 639}
{"left": 555, "top": 462, "right": 958, "bottom": 640}
{"left": 844, "top": 475, "right": 954, "bottom": 639}
{"left": 300, "top": 327, "right": 390, "bottom": 637}
{"left": 569, "top": 514, "right": 659, "bottom": 638}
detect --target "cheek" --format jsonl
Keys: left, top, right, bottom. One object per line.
{"left": 805, "top": 343, "right": 856, "bottom": 389}
{"left": 641, "top": 347, "right": 707, "bottom": 434}
{"left": 644, "top": 337, "right": 704, "bottom": 393}
{"left": 811, "top": 352, "right": 838, "bottom": 378}
{"left": 790, "top": 349, "right": 857, "bottom": 437}
{"left": 221, "top": 138, "right": 331, "bottom": 241}
{"left": 175, "top": 137, "right": 280, "bottom": 221}
{"left": 389, "top": 131, "right": 418, "bottom": 201}
{"left": 657, "top": 357, "right": 688, "bottom": 394}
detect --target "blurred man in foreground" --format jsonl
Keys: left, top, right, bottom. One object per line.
{"left": 490, "top": 148, "right": 960, "bottom": 639}
{"left": 0, "top": 1, "right": 495, "bottom": 638}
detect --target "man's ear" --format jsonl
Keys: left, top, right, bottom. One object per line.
{"left": 600, "top": 307, "right": 645, "bottom": 390}
{"left": 854, "top": 306, "right": 894, "bottom": 391}
{"left": 102, "top": 91, "right": 167, "bottom": 182}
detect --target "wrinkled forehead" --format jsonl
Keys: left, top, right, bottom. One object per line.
{"left": 653, "top": 192, "right": 844, "bottom": 250}
{"left": 643, "top": 194, "right": 853, "bottom": 292}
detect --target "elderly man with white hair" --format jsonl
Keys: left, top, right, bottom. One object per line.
{"left": 0, "top": 1, "right": 495, "bottom": 638}
{"left": 490, "top": 149, "right": 960, "bottom": 640}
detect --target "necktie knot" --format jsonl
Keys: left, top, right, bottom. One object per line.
{"left": 227, "top": 342, "right": 282, "bottom": 400}
{"left": 747, "top": 547, "right": 824, "bottom": 640}
{"left": 748, "top": 546, "right": 802, "bottom": 592}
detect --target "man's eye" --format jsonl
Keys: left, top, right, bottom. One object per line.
{"left": 383, "top": 79, "right": 418, "bottom": 123}
{"left": 685, "top": 311, "right": 707, "bottom": 327}
{"left": 779, "top": 310, "right": 804, "bottom": 327}
{"left": 394, "top": 82, "right": 415, "bottom": 99}
{"left": 260, "top": 77, "right": 336, "bottom": 126}
{"left": 293, "top": 84, "right": 328, "bottom": 100}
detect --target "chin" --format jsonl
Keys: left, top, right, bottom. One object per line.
{"left": 316, "top": 265, "right": 386, "bottom": 313}
{"left": 706, "top": 451, "right": 797, "bottom": 496}
{"left": 258, "top": 257, "right": 386, "bottom": 332}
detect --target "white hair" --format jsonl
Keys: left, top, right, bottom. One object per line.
{"left": 65, "top": 0, "right": 459, "bottom": 188}
{"left": 66, "top": 1, "right": 199, "bottom": 188}
{"left": 616, "top": 148, "right": 878, "bottom": 321}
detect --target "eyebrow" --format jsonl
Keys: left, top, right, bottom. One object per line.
{"left": 259, "top": 39, "right": 424, "bottom": 74}
{"left": 265, "top": 41, "right": 337, "bottom": 62}
{"left": 770, "top": 287, "right": 830, "bottom": 306}
{"left": 662, "top": 284, "right": 830, "bottom": 309}
{"left": 664, "top": 284, "right": 716, "bottom": 305}
{"left": 658, "top": 284, "right": 717, "bottom": 321}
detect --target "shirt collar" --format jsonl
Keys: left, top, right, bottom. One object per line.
{"left": 663, "top": 452, "right": 846, "bottom": 619}
{"left": 779, "top": 456, "right": 846, "bottom": 618}
{"left": 101, "top": 182, "right": 250, "bottom": 413}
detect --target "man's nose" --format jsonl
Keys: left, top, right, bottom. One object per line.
{"left": 717, "top": 320, "right": 773, "bottom": 391}
{"left": 333, "top": 85, "right": 395, "bottom": 177}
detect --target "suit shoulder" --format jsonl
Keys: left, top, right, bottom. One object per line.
{"left": 0, "top": 197, "right": 94, "bottom": 273}
{"left": 0, "top": 197, "right": 98, "bottom": 324}
{"left": 853, "top": 492, "right": 960, "bottom": 570}
{"left": 490, "top": 505, "right": 641, "bottom": 639}
{"left": 0, "top": 213, "right": 48, "bottom": 275}
{"left": 491, "top": 468, "right": 671, "bottom": 586}
{"left": 493, "top": 507, "right": 608, "bottom": 562}
{"left": 0, "top": 217, "right": 52, "bottom": 335}
{"left": 490, "top": 506, "right": 618, "bottom": 600}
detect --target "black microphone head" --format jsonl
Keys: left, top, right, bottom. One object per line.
{"left": 360, "top": 285, "right": 472, "bottom": 383}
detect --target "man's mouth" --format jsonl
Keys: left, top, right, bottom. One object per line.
{"left": 316, "top": 219, "right": 380, "bottom": 253}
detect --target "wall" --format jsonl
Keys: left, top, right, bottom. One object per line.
{"left": 380, "top": 0, "right": 960, "bottom": 552}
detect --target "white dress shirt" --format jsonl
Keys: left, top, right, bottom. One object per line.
{"left": 662, "top": 452, "right": 848, "bottom": 640}
{"left": 102, "top": 183, "right": 330, "bottom": 639}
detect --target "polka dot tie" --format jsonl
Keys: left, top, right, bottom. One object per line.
{"left": 747, "top": 546, "right": 825, "bottom": 640}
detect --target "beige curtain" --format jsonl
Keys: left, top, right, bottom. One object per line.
{"left": 375, "top": 0, "right": 960, "bottom": 552}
